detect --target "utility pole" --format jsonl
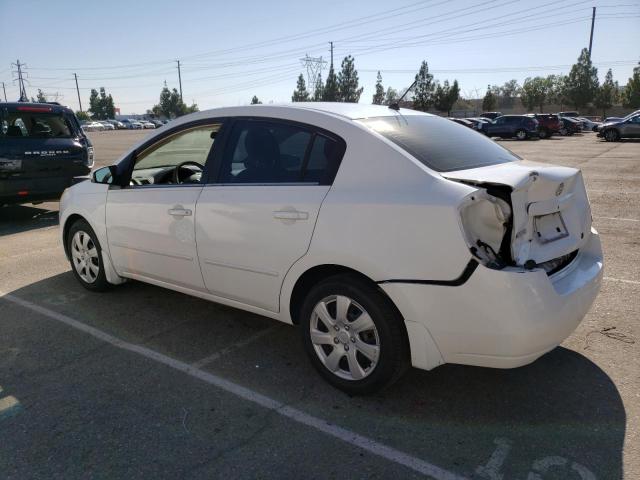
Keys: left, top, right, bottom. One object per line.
{"left": 176, "top": 60, "right": 183, "bottom": 101}
{"left": 329, "top": 42, "right": 334, "bottom": 67}
{"left": 588, "top": 7, "right": 596, "bottom": 59}
{"left": 1, "top": 82, "right": 6, "bottom": 102}
{"left": 74, "top": 73, "right": 83, "bottom": 112}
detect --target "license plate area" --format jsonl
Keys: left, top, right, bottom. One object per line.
{"left": 534, "top": 212, "right": 569, "bottom": 243}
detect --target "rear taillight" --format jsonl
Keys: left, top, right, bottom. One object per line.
{"left": 17, "top": 106, "right": 52, "bottom": 112}
{"left": 458, "top": 191, "right": 511, "bottom": 269}
{"left": 85, "top": 147, "right": 94, "bottom": 167}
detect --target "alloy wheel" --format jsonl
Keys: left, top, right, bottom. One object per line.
{"left": 309, "top": 295, "right": 380, "bottom": 381}
{"left": 71, "top": 230, "right": 100, "bottom": 283}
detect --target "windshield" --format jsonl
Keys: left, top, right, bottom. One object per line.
{"left": 358, "top": 115, "right": 519, "bottom": 172}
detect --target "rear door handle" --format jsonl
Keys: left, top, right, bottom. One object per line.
{"left": 168, "top": 208, "right": 192, "bottom": 217}
{"left": 273, "top": 210, "right": 308, "bottom": 221}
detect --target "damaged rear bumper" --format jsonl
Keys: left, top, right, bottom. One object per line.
{"left": 381, "top": 229, "right": 603, "bottom": 370}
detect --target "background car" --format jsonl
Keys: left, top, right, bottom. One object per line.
{"left": 105, "top": 119, "right": 126, "bottom": 129}
{"left": 121, "top": 119, "right": 143, "bottom": 130}
{"left": 573, "top": 117, "right": 601, "bottom": 132}
{"left": 99, "top": 121, "right": 115, "bottom": 131}
{"left": 598, "top": 114, "right": 640, "bottom": 141}
{"left": 81, "top": 121, "right": 105, "bottom": 132}
{"left": 140, "top": 120, "right": 156, "bottom": 129}
{"left": 479, "top": 111, "right": 503, "bottom": 120}
{"left": 464, "top": 117, "right": 491, "bottom": 131}
{"left": 526, "top": 113, "right": 562, "bottom": 139}
{"left": 149, "top": 119, "right": 164, "bottom": 128}
{"left": 481, "top": 115, "right": 539, "bottom": 140}
{"left": 558, "top": 111, "right": 579, "bottom": 118}
{"left": 558, "top": 117, "right": 582, "bottom": 136}
{"left": 59, "top": 103, "right": 602, "bottom": 394}
{"left": 449, "top": 118, "right": 474, "bottom": 128}
{"left": 0, "top": 102, "right": 93, "bottom": 205}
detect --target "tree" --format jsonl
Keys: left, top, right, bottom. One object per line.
{"left": 337, "top": 55, "right": 363, "bottom": 103}
{"left": 152, "top": 85, "right": 198, "bottom": 119}
{"left": 75, "top": 110, "right": 90, "bottom": 121}
{"left": 36, "top": 89, "right": 47, "bottom": 103}
{"left": 433, "top": 80, "right": 460, "bottom": 116}
{"left": 566, "top": 48, "right": 599, "bottom": 110}
{"left": 313, "top": 74, "right": 324, "bottom": 101}
{"left": 322, "top": 65, "right": 339, "bottom": 101}
{"left": 622, "top": 63, "right": 640, "bottom": 108}
{"left": 291, "top": 74, "right": 309, "bottom": 102}
{"left": 250, "top": 95, "right": 262, "bottom": 104}
{"left": 482, "top": 85, "right": 497, "bottom": 111}
{"left": 520, "top": 77, "right": 550, "bottom": 112}
{"left": 594, "top": 69, "right": 618, "bottom": 117}
{"left": 546, "top": 74, "right": 570, "bottom": 110}
{"left": 372, "top": 71, "right": 384, "bottom": 105}
{"left": 384, "top": 87, "right": 398, "bottom": 105}
{"left": 500, "top": 79, "right": 520, "bottom": 108}
{"left": 87, "top": 87, "right": 116, "bottom": 119}
{"left": 412, "top": 60, "right": 435, "bottom": 111}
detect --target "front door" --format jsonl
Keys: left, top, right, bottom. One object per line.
{"left": 106, "top": 122, "right": 221, "bottom": 291}
{"left": 195, "top": 119, "right": 344, "bottom": 312}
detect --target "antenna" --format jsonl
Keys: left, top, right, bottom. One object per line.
{"left": 389, "top": 79, "right": 417, "bottom": 111}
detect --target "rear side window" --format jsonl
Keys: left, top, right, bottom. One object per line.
{"left": 1, "top": 110, "right": 73, "bottom": 138}
{"left": 359, "top": 115, "right": 519, "bottom": 172}
{"left": 220, "top": 120, "right": 343, "bottom": 185}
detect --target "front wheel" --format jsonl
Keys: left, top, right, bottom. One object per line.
{"left": 604, "top": 129, "right": 619, "bottom": 142}
{"left": 299, "top": 274, "right": 410, "bottom": 395}
{"left": 538, "top": 128, "right": 549, "bottom": 139}
{"left": 67, "top": 219, "right": 111, "bottom": 292}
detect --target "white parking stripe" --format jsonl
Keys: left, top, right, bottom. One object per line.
{"left": 0, "top": 292, "right": 466, "bottom": 480}
{"left": 604, "top": 277, "right": 640, "bottom": 285}
{"left": 594, "top": 216, "right": 640, "bottom": 223}
{"left": 191, "top": 326, "right": 277, "bottom": 369}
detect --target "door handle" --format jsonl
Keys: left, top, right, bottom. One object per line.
{"left": 168, "top": 208, "right": 192, "bottom": 217}
{"left": 273, "top": 210, "right": 308, "bottom": 221}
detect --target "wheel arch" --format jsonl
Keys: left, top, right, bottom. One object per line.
{"left": 62, "top": 213, "right": 86, "bottom": 260}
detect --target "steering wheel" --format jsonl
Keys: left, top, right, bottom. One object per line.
{"left": 173, "top": 161, "right": 204, "bottom": 184}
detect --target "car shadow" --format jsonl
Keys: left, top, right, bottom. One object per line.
{"left": 5, "top": 272, "right": 625, "bottom": 479}
{"left": 0, "top": 203, "right": 59, "bottom": 236}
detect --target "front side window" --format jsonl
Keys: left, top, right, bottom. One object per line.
{"left": 131, "top": 124, "right": 220, "bottom": 185}
{"left": 219, "top": 120, "right": 342, "bottom": 185}
{"left": 359, "top": 115, "right": 519, "bottom": 172}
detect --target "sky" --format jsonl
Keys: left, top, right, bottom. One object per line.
{"left": 1, "top": 0, "right": 639, "bottom": 114}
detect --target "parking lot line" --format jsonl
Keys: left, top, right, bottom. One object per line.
{"left": 604, "top": 276, "right": 640, "bottom": 286}
{"left": 0, "top": 292, "right": 467, "bottom": 480}
{"left": 594, "top": 216, "right": 640, "bottom": 223}
{"left": 191, "top": 326, "right": 278, "bottom": 369}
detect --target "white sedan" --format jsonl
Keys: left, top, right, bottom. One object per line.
{"left": 59, "top": 103, "right": 603, "bottom": 394}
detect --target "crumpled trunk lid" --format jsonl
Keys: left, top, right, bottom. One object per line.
{"left": 443, "top": 160, "right": 592, "bottom": 266}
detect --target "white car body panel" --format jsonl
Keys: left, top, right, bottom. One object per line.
{"left": 59, "top": 103, "right": 603, "bottom": 373}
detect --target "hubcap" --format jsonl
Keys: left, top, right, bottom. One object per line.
{"left": 71, "top": 231, "right": 99, "bottom": 283}
{"left": 309, "top": 295, "right": 380, "bottom": 381}
{"left": 517, "top": 130, "right": 526, "bottom": 139}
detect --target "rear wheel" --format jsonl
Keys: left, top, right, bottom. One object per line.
{"left": 515, "top": 129, "right": 528, "bottom": 140}
{"left": 559, "top": 127, "right": 568, "bottom": 136}
{"left": 67, "top": 219, "right": 111, "bottom": 292}
{"left": 538, "top": 128, "right": 549, "bottom": 139}
{"left": 299, "top": 274, "right": 409, "bottom": 395}
{"left": 604, "top": 129, "right": 619, "bottom": 142}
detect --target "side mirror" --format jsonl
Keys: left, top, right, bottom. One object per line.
{"left": 92, "top": 165, "right": 117, "bottom": 184}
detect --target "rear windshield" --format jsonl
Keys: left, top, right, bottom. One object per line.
{"left": 1, "top": 110, "right": 74, "bottom": 139}
{"left": 358, "top": 115, "right": 519, "bottom": 172}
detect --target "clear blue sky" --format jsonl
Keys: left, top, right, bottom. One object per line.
{"left": 1, "top": 0, "right": 638, "bottom": 114}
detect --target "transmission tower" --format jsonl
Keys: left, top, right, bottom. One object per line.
{"left": 300, "top": 55, "right": 326, "bottom": 94}
{"left": 11, "top": 59, "right": 29, "bottom": 101}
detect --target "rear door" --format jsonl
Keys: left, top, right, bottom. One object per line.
{"left": 0, "top": 105, "right": 90, "bottom": 199}
{"left": 195, "top": 118, "right": 344, "bottom": 312}
{"left": 622, "top": 115, "right": 640, "bottom": 137}
{"left": 487, "top": 116, "right": 507, "bottom": 136}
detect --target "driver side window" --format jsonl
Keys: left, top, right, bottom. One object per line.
{"left": 131, "top": 124, "right": 220, "bottom": 185}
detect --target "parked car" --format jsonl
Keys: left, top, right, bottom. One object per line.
{"left": 81, "top": 121, "right": 105, "bottom": 132}
{"left": 526, "top": 113, "right": 562, "bottom": 139}
{"left": 121, "top": 119, "right": 143, "bottom": 130}
{"left": 597, "top": 114, "right": 640, "bottom": 141}
{"left": 149, "top": 119, "right": 164, "bottom": 128}
{"left": 573, "top": 117, "right": 601, "bottom": 132}
{"left": 464, "top": 117, "right": 491, "bottom": 131}
{"left": 450, "top": 118, "right": 474, "bottom": 128}
{"left": 99, "top": 121, "right": 115, "bottom": 131}
{"left": 140, "top": 120, "right": 156, "bottom": 129}
{"left": 481, "top": 115, "right": 539, "bottom": 140}
{"left": 600, "top": 110, "right": 640, "bottom": 127}
{"left": 105, "top": 119, "right": 126, "bottom": 129}
{"left": 558, "top": 111, "right": 579, "bottom": 118}
{"left": 479, "top": 111, "right": 503, "bottom": 120}
{"left": 1, "top": 102, "right": 93, "bottom": 205}
{"left": 559, "top": 117, "right": 582, "bottom": 136}
{"left": 59, "top": 103, "right": 602, "bottom": 394}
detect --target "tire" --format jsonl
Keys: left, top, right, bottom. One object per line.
{"left": 515, "top": 129, "right": 527, "bottom": 140}
{"left": 538, "top": 128, "right": 549, "bottom": 139}
{"left": 604, "top": 129, "right": 619, "bottom": 142}
{"left": 299, "top": 274, "right": 410, "bottom": 395}
{"left": 67, "top": 219, "right": 111, "bottom": 292}
{"left": 559, "top": 127, "right": 568, "bottom": 136}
